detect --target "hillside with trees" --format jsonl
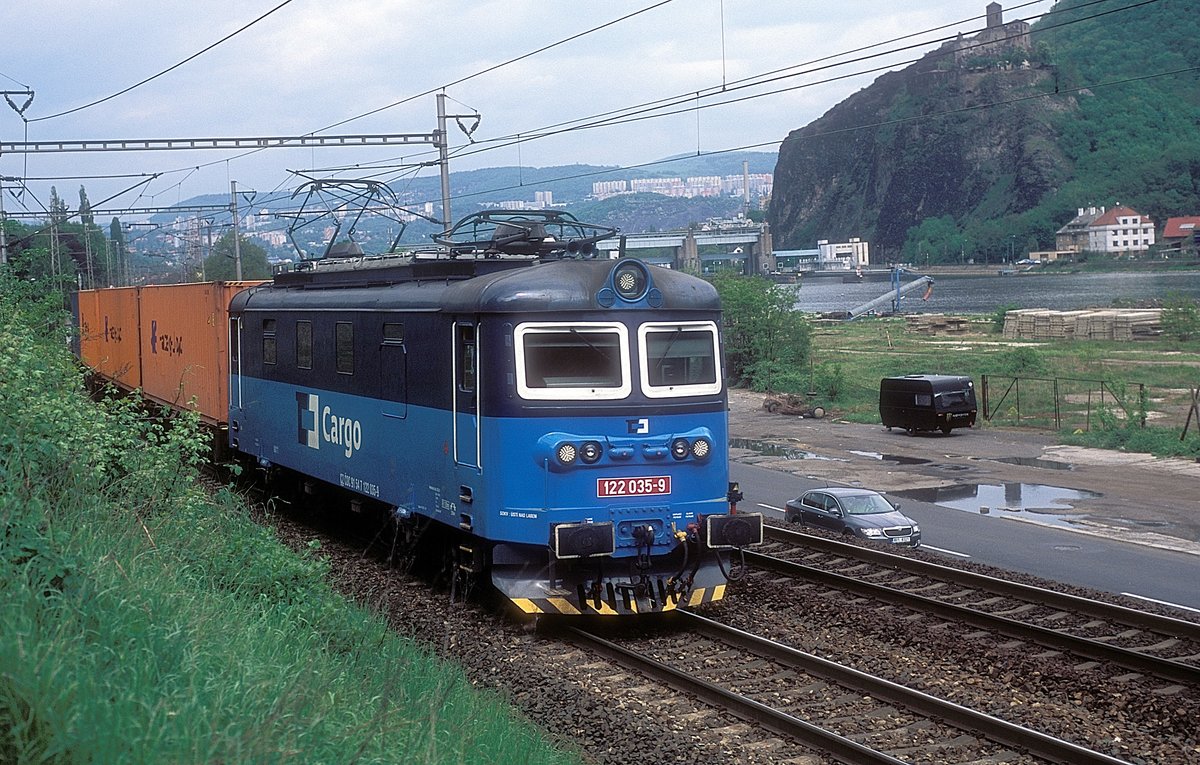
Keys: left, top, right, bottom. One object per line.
{"left": 768, "top": 0, "right": 1200, "bottom": 263}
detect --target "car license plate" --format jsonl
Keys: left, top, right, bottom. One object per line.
{"left": 891, "top": 536, "right": 911, "bottom": 544}
{"left": 597, "top": 476, "right": 671, "bottom": 498}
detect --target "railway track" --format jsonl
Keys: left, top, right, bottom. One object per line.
{"left": 752, "top": 525, "right": 1200, "bottom": 687}
{"left": 205, "top": 470, "right": 1197, "bottom": 762}
{"left": 566, "top": 612, "right": 1132, "bottom": 764}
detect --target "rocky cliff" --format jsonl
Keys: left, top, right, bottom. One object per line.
{"left": 769, "top": 27, "right": 1074, "bottom": 254}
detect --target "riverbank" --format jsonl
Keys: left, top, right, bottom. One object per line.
{"left": 918, "top": 260, "right": 1200, "bottom": 277}
{"left": 790, "top": 267, "right": 1200, "bottom": 315}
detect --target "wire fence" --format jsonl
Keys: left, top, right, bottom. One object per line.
{"left": 981, "top": 375, "right": 1153, "bottom": 432}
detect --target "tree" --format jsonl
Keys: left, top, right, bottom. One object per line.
{"left": 902, "top": 216, "right": 970, "bottom": 265}
{"left": 710, "top": 273, "right": 811, "bottom": 392}
{"left": 48, "top": 186, "right": 69, "bottom": 224}
{"left": 203, "top": 231, "right": 271, "bottom": 280}
{"left": 78, "top": 186, "right": 93, "bottom": 227}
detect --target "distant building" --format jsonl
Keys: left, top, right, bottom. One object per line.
{"left": 1055, "top": 205, "right": 1155, "bottom": 254}
{"left": 591, "top": 180, "right": 628, "bottom": 199}
{"left": 948, "top": 3, "right": 1032, "bottom": 67}
{"left": 1088, "top": 205, "right": 1155, "bottom": 254}
{"left": 590, "top": 173, "right": 773, "bottom": 201}
{"left": 534, "top": 190, "right": 554, "bottom": 207}
{"left": 817, "top": 238, "right": 870, "bottom": 270}
{"left": 1055, "top": 206, "right": 1107, "bottom": 252}
{"left": 630, "top": 177, "right": 684, "bottom": 196}
{"left": 251, "top": 230, "right": 288, "bottom": 248}
{"left": 773, "top": 248, "right": 819, "bottom": 272}
{"left": 1161, "top": 216, "right": 1200, "bottom": 256}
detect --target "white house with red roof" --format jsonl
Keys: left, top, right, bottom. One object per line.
{"left": 1087, "top": 205, "right": 1155, "bottom": 254}
{"left": 1056, "top": 205, "right": 1155, "bottom": 254}
{"left": 1161, "top": 216, "right": 1200, "bottom": 256}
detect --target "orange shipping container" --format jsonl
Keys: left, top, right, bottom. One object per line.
{"left": 138, "top": 282, "right": 261, "bottom": 425}
{"left": 77, "top": 286, "right": 142, "bottom": 391}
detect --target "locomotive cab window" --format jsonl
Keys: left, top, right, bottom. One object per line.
{"left": 335, "top": 322, "right": 354, "bottom": 375}
{"left": 262, "top": 319, "right": 277, "bottom": 365}
{"left": 515, "top": 322, "right": 631, "bottom": 400}
{"left": 638, "top": 321, "right": 721, "bottom": 398}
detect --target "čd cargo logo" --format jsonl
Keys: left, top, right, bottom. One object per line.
{"left": 296, "top": 392, "right": 362, "bottom": 458}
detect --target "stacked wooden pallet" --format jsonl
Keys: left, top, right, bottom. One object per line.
{"left": 1115, "top": 310, "right": 1163, "bottom": 341}
{"left": 904, "top": 314, "right": 972, "bottom": 336}
{"left": 1002, "top": 308, "right": 1162, "bottom": 341}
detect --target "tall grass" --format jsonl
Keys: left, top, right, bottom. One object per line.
{"left": 0, "top": 277, "right": 578, "bottom": 764}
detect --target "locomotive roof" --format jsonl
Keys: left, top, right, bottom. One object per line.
{"left": 232, "top": 257, "right": 721, "bottom": 314}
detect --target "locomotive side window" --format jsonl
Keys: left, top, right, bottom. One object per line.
{"left": 514, "top": 322, "right": 631, "bottom": 400}
{"left": 458, "top": 324, "right": 476, "bottom": 392}
{"left": 335, "top": 322, "right": 354, "bottom": 375}
{"left": 296, "top": 321, "right": 312, "bottom": 370}
{"left": 382, "top": 322, "right": 404, "bottom": 345}
{"left": 262, "top": 319, "right": 277, "bottom": 365}
{"left": 638, "top": 321, "right": 721, "bottom": 398}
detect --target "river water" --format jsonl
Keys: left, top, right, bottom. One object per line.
{"left": 788, "top": 270, "right": 1200, "bottom": 315}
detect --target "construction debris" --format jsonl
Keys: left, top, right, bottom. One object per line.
{"left": 904, "top": 314, "right": 973, "bottom": 336}
{"left": 762, "top": 393, "right": 826, "bottom": 418}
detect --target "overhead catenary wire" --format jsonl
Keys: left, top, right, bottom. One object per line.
{"left": 3, "top": 0, "right": 1166, "bottom": 227}
{"left": 27, "top": 0, "right": 298, "bottom": 123}
{"left": 298, "top": 0, "right": 1112, "bottom": 181}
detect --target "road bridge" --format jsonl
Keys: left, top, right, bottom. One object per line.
{"left": 596, "top": 224, "right": 773, "bottom": 274}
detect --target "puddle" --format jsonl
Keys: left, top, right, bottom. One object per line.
{"left": 730, "top": 438, "right": 847, "bottom": 462}
{"left": 893, "top": 482, "right": 1102, "bottom": 532}
{"left": 989, "top": 456, "right": 1074, "bottom": 471}
{"left": 848, "top": 450, "right": 931, "bottom": 466}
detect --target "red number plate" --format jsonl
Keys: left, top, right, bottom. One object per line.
{"left": 597, "top": 476, "right": 671, "bottom": 497}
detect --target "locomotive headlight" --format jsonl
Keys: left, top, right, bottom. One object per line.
{"left": 691, "top": 437, "right": 711, "bottom": 459}
{"left": 670, "top": 437, "right": 691, "bottom": 460}
{"left": 556, "top": 442, "right": 578, "bottom": 465}
{"left": 612, "top": 261, "right": 649, "bottom": 301}
{"left": 580, "top": 441, "right": 603, "bottom": 464}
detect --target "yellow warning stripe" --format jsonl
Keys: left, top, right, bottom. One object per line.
{"left": 546, "top": 597, "right": 581, "bottom": 615}
{"left": 510, "top": 584, "right": 728, "bottom": 615}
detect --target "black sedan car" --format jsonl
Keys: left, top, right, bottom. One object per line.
{"left": 785, "top": 487, "right": 921, "bottom": 547}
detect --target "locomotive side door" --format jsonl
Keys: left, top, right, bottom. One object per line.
{"left": 379, "top": 321, "right": 407, "bottom": 420}
{"left": 228, "top": 316, "right": 243, "bottom": 413}
{"left": 452, "top": 321, "right": 480, "bottom": 469}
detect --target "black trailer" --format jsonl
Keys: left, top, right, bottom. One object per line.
{"left": 879, "top": 374, "right": 977, "bottom": 435}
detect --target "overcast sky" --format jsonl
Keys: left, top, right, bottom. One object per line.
{"left": 1, "top": 0, "right": 1053, "bottom": 218}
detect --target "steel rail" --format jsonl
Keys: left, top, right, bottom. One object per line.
{"left": 764, "top": 526, "right": 1200, "bottom": 641}
{"left": 747, "top": 543, "right": 1200, "bottom": 686}
{"left": 674, "top": 611, "right": 1132, "bottom": 765}
{"left": 565, "top": 625, "right": 910, "bottom": 765}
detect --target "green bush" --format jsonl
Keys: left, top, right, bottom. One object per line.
{"left": 814, "top": 362, "right": 847, "bottom": 401}
{"left": 991, "top": 302, "right": 1019, "bottom": 333}
{"left": 711, "top": 274, "right": 811, "bottom": 391}
{"left": 1161, "top": 294, "right": 1200, "bottom": 341}
{"left": 991, "top": 346, "right": 1048, "bottom": 376}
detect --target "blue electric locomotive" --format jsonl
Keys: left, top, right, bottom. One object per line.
{"left": 227, "top": 211, "right": 762, "bottom": 615}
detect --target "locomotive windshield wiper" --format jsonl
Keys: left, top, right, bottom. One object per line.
{"left": 569, "top": 328, "right": 614, "bottom": 365}
{"left": 653, "top": 327, "right": 683, "bottom": 378}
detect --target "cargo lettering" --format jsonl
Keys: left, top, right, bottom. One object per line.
{"left": 322, "top": 406, "right": 362, "bottom": 458}
{"left": 159, "top": 334, "right": 184, "bottom": 356}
